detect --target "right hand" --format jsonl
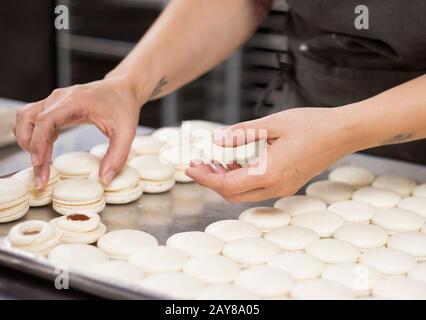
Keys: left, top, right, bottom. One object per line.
{"left": 14, "top": 76, "right": 142, "bottom": 190}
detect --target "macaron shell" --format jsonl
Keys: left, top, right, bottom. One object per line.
{"left": 129, "top": 155, "right": 175, "bottom": 181}
{"left": 174, "top": 169, "right": 193, "bottom": 183}
{"left": 89, "top": 167, "right": 140, "bottom": 192}
{"left": 48, "top": 244, "right": 109, "bottom": 269}
{"left": 52, "top": 152, "right": 100, "bottom": 177}
{"left": 52, "top": 198, "right": 106, "bottom": 215}
{"left": 53, "top": 179, "right": 104, "bottom": 202}
{"left": 0, "top": 197, "right": 29, "bottom": 223}
{"left": 131, "top": 136, "right": 165, "bottom": 155}
{"left": 104, "top": 183, "right": 144, "bottom": 204}
{"left": 0, "top": 178, "right": 28, "bottom": 206}
{"left": 140, "top": 178, "right": 175, "bottom": 194}
{"left": 12, "top": 166, "right": 59, "bottom": 191}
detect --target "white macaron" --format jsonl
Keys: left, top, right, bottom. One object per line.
{"left": 352, "top": 187, "right": 401, "bottom": 208}
{"left": 306, "top": 239, "right": 360, "bottom": 264}
{"left": 274, "top": 195, "right": 326, "bottom": 215}
{"left": 328, "top": 200, "right": 375, "bottom": 223}
{"left": 291, "top": 210, "right": 344, "bottom": 238}
{"left": 131, "top": 136, "right": 165, "bottom": 155}
{"left": 413, "top": 184, "right": 426, "bottom": 198}
{"left": 48, "top": 243, "right": 109, "bottom": 269}
{"left": 239, "top": 207, "right": 291, "bottom": 232}
{"left": 333, "top": 223, "right": 388, "bottom": 251}
{"left": 373, "top": 278, "right": 426, "bottom": 299}
{"left": 0, "top": 178, "right": 29, "bottom": 223}
{"left": 52, "top": 152, "right": 100, "bottom": 179}
{"left": 398, "top": 196, "right": 426, "bottom": 218}
{"left": 159, "top": 144, "right": 199, "bottom": 183}
{"left": 205, "top": 219, "right": 262, "bottom": 242}
{"left": 151, "top": 127, "right": 181, "bottom": 146}
{"left": 89, "top": 143, "right": 137, "bottom": 161}
{"left": 166, "top": 231, "right": 223, "bottom": 257}
{"left": 129, "top": 246, "right": 189, "bottom": 273}
{"left": 328, "top": 166, "right": 375, "bottom": 188}
{"left": 372, "top": 208, "right": 424, "bottom": 234}
{"left": 388, "top": 232, "right": 426, "bottom": 261}
{"left": 264, "top": 226, "right": 319, "bottom": 251}
{"left": 305, "top": 180, "right": 354, "bottom": 204}
{"left": 183, "top": 255, "right": 240, "bottom": 284}
{"left": 372, "top": 175, "right": 417, "bottom": 197}
{"left": 408, "top": 262, "right": 426, "bottom": 283}
{"left": 267, "top": 252, "right": 324, "bottom": 280}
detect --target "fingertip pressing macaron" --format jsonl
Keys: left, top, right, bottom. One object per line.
{"left": 352, "top": 187, "right": 401, "bottom": 208}
{"left": 273, "top": 195, "right": 327, "bottom": 215}
{"left": 291, "top": 210, "right": 344, "bottom": 238}
{"left": 89, "top": 167, "right": 143, "bottom": 204}
{"left": 328, "top": 200, "right": 375, "bottom": 223}
{"left": 264, "top": 226, "right": 319, "bottom": 251}
{"left": 131, "top": 136, "right": 165, "bottom": 156}
{"left": 204, "top": 219, "right": 262, "bottom": 242}
{"left": 371, "top": 208, "right": 424, "bottom": 234}
{"left": 52, "top": 152, "right": 100, "bottom": 179}
{"left": 328, "top": 166, "right": 375, "bottom": 188}
{"left": 52, "top": 179, "right": 105, "bottom": 215}
{"left": 305, "top": 239, "right": 360, "bottom": 264}
{"left": 305, "top": 180, "right": 354, "bottom": 204}
{"left": 166, "top": 231, "right": 223, "bottom": 257}
{"left": 129, "top": 155, "right": 175, "bottom": 193}
{"left": 238, "top": 207, "right": 291, "bottom": 232}
{"left": 129, "top": 246, "right": 189, "bottom": 273}
{"left": 372, "top": 175, "right": 417, "bottom": 197}
{"left": 48, "top": 243, "right": 109, "bottom": 269}
{"left": 12, "top": 166, "right": 59, "bottom": 207}
{"left": 0, "top": 178, "right": 29, "bottom": 223}
{"left": 183, "top": 255, "right": 240, "bottom": 284}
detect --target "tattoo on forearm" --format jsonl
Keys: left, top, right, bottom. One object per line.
{"left": 149, "top": 77, "right": 168, "bottom": 101}
{"left": 384, "top": 132, "right": 414, "bottom": 145}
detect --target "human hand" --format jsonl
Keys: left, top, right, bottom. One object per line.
{"left": 14, "top": 76, "right": 141, "bottom": 190}
{"left": 186, "top": 107, "right": 357, "bottom": 202}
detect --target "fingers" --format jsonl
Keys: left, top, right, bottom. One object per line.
{"left": 14, "top": 101, "right": 45, "bottom": 152}
{"left": 99, "top": 127, "right": 135, "bottom": 185}
{"left": 33, "top": 140, "right": 54, "bottom": 191}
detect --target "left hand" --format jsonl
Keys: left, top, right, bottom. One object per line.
{"left": 185, "top": 107, "right": 357, "bottom": 202}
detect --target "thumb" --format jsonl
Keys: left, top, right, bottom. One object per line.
{"left": 99, "top": 128, "right": 135, "bottom": 185}
{"left": 213, "top": 117, "right": 279, "bottom": 147}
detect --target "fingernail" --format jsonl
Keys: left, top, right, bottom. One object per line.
{"left": 103, "top": 170, "right": 116, "bottom": 185}
{"left": 190, "top": 159, "right": 203, "bottom": 166}
{"left": 31, "top": 153, "right": 39, "bottom": 166}
{"left": 35, "top": 177, "right": 43, "bottom": 191}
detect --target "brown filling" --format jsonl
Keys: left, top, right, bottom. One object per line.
{"left": 23, "top": 229, "right": 41, "bottom": 235}
{"left": 67, "top": 214, "right": 90, "bottom": 221}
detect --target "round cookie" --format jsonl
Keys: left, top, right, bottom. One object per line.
{"left": 372, "top": 175, "right": 417, "bottom": 197}
{"left": 413, "top": 184, "right": 426, "bottom": 198}
{"left": 89, "top": 167, "right": 143, "bottom": 204}
{"left": 274, "top": 195, "right": 326, "bottom": 216}
{"left": 159, "top": 144, "right": 200, "bottom": 183}
{"left": 321, "top": 263, "right": 382, "bottom": 296}
{"left": 306, "top": 239, "right": 360, "bottom": 264}
{"left": 328, "top": 200, "right": 375, "bottom": 223}
{"left": 49, "top": 212, "right": 106, "bottom": 244}
{"left": 52, "top": 152, "right": 100, "bottom": 179}
{"left": 371, "top": 208, "right": 424, "bottom": 234}
{"left": 352, "top": 187, "right": 401, "bottom": 208}
{"left": 98, "top": 230, "right": 158, "bottom": 260}
{"left": 80, "top": 260, "right": 146, "bottom": 285}
{"left": 183, "top": 255, "right": 240, "bottom": 284}
{"left": 129, "top": 155, "right": 175, "bottom": 193}
{"left": 234, "top": 266, "right": 294, "bottom": 298}
{"left": 373, "top": 278, "right": 426, "bottom": 300}
{"left": 239, "top": 207, "right": 291, "bottom": 232}
{"left": 290, "top": 279, "right": 356, "bottom": 300}
{"left": 0, "top": 178, "right": 29, "bottom": 223}
{"left": 359, "top": 247, "right": 417, "bottom": 276}
{"left": 223, "top": 237, "right": 281, "bottom": 266}
{"left": 328, "top": 166, "right": 375, "bottom": 188}
{"left": 388, "top": 232, "right": 426, "bottom": 261}
{"left": 205, "top": 219, "right": 261, "bottom": 242}
{"left": 264, "top": 226, "right": 319, "bottom": 251}
{"left": 408, "top": 262, "right": 426, "bottom": 283}
{"left": 89, "top": 143, "right": 137, "bottom": 161}
{"left": 6, "top": 220, "right": 61, "bottom": 256}
{"left": 333, "top": 223, "right": 388, "bottom": 251}
{"left": 12, "top": 166, "right": 59, "bottom": 207}
{"left": 129, "top": 246, "right": 189, "bottom": 273}
{"left": 305, "top": 180, "right": 354, "bottom": 204}
{"left": 195, "top": 284, "right": 258, "bottom": 300}
{"left": 52, "top": 179, "right": 105, "bottom": 215}
{"left": 398, "top": 197, "right": 426, "bottom": 218}
{"left": 141, "top": 271, "right": 204, "bottom": 299}
{"left": 291, "top": 210, "right": 344, "bottom": 238}
{"left": 131, "top": 136, "right": 165, "bottom": 155}
{"left": 166, "top": 231, "right": 223, "bottom": 257}
{"left": 267, "top": 252, "right": 324, "bottom": 280}
{"left": 151, "top": 127, "right": 181, "bottom": 146}
{"left": 48, "top": 244, "right": 109, "bottom": 269}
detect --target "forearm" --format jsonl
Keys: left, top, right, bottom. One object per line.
{"left": 107, "top": 0, "right": 271, "bottom": 104}
{"left": 338, "top": 75, "right": 426, "bottom": 153}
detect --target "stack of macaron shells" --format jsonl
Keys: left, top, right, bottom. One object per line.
{"left": 52, "top": 152, "right": 100, "bottom": 179}
{"left": 0, "top": 178, "right": 29, "bottom": 223}
{"left": 89, "top": 167, "right": 143, "bottom": 204}
{"left": 12, "top": 166, "right": 59, "bottom": 207}
{"left": 159, "top": 144, "right": 196, "bottom": 183}
{"left": 89, "top": 143, "right": 138, "bottom": 162}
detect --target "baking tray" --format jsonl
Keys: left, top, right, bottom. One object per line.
{"left": 0, "top": 153, "right": 424, "bottom": 299}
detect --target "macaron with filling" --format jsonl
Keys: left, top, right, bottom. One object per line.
{"left": 0, "top": 178, "right": 29, "bottom": 223}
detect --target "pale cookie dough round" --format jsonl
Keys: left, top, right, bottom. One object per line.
{"left": 205, "top": 219, "right": 261, "bottom": 242}
{"left": 372, "top": 175, "right": 417, "bottom": 197}
{"left": 131, "top": 136, "right": 165, "bottom": 155}
{"left": 372, "top": 208, "right": 424, "bottom": 234}
{"left": 183, "top": 255, "right": 240, "bottom": 284}
{"left": 398, "top": 196, "right": 426, "bottom": 218}
{"left": 141, "top": 271, "right": 204, "bottom": 299}
{"left": 151, "top": 127, "right": 181, "bottom": 146}
{"left": 291, "top": 279, "right": 356, "bottom": 300}
{"left": 267, "top": 252, "right": 324, "bottom": 280}
{"left": 89, "top": 143, "right": 137, "bottom": 161}
{"left": 388, "top": 232, "right": 426, "bottom": 261}
{"left": 0, "top": 178, "right": 29, "bottom": 223}
{"left": 274, "top": 195, "right": 326, "bottom": 216}
{"left": 234, "top": 266, "right": 294, "bottom": 298}
{"left": 264, "top": 226, "right": 319, "bottom": 251}
{"left": 359, "top": 247, "right": 417, "bottom": 276}
{"left": 239, "top": 207, "right": 291, "bottom": 232}
{"left": 12, "top": 166, "right": 59, "bottom": 207}
{"left": 306, "top": 239, "right": 360, "bottom": 264}
{"left": 408, "top": 262, "right": 426, "bottom": 283}
{"left": 52, "top": 179, "right": 105, "bottom": 215}
{"left": 48, "top": 244, "right": 109, "bottom": 269}
{"left": 49, "top": 212, "right": 106, "bottom": 244}
{"left": 6, "top": 220, "right": 61, "bottom": 256}
{"left": 328, "top": 166, "right": 375, "bottom": 188}
{"left": 79, "top": 260, "right": 146, "bottom": 285}
{"left": 98, "top": 229, "right": 158, "bottom": 260}
{"left": 291, "top": 210, "right": 344, "bottom": 238}
{"left": 128, "top": 246, "right": 189, "bottom": 273}
{"left": 129, "top": 155, "right": 175, "bottom": 193}
{"left": 52, "top": 152, "right": 100, "bottom": 179}
{"left": 333, "top": 224, "right": 388, "bottom": 251}
{"left": 328, "top": 200, "right": 375, "bottom": 223}
{"left": 166, "top": 231, "right": 223, "bottom": 257}
{"left": 373, "top": 278, "right": 426, "bottom": 300}
{"left": 413, "top": 184, "right": 426, "bottom": 198}
{"left": 352, "top": 187, "right": 401, "bottom": 208}
{"left": 222, "top": 237, "right": 281, "bottom": 266}
{"left": 195, "top": 284, "right": 259, "bottom": 300}
{"left": 89, "top": 167, "right": 143, "bottom": 204}
{"left": 305, "top": 180, "right": 354, "bottom": 204}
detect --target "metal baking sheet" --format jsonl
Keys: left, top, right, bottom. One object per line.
{"left": 0, "top": 152, "right": 425, "bottom": 299}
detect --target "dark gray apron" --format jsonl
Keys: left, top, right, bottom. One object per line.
{"left": 257, "top": 0, "right": 426, "bottom": 165}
